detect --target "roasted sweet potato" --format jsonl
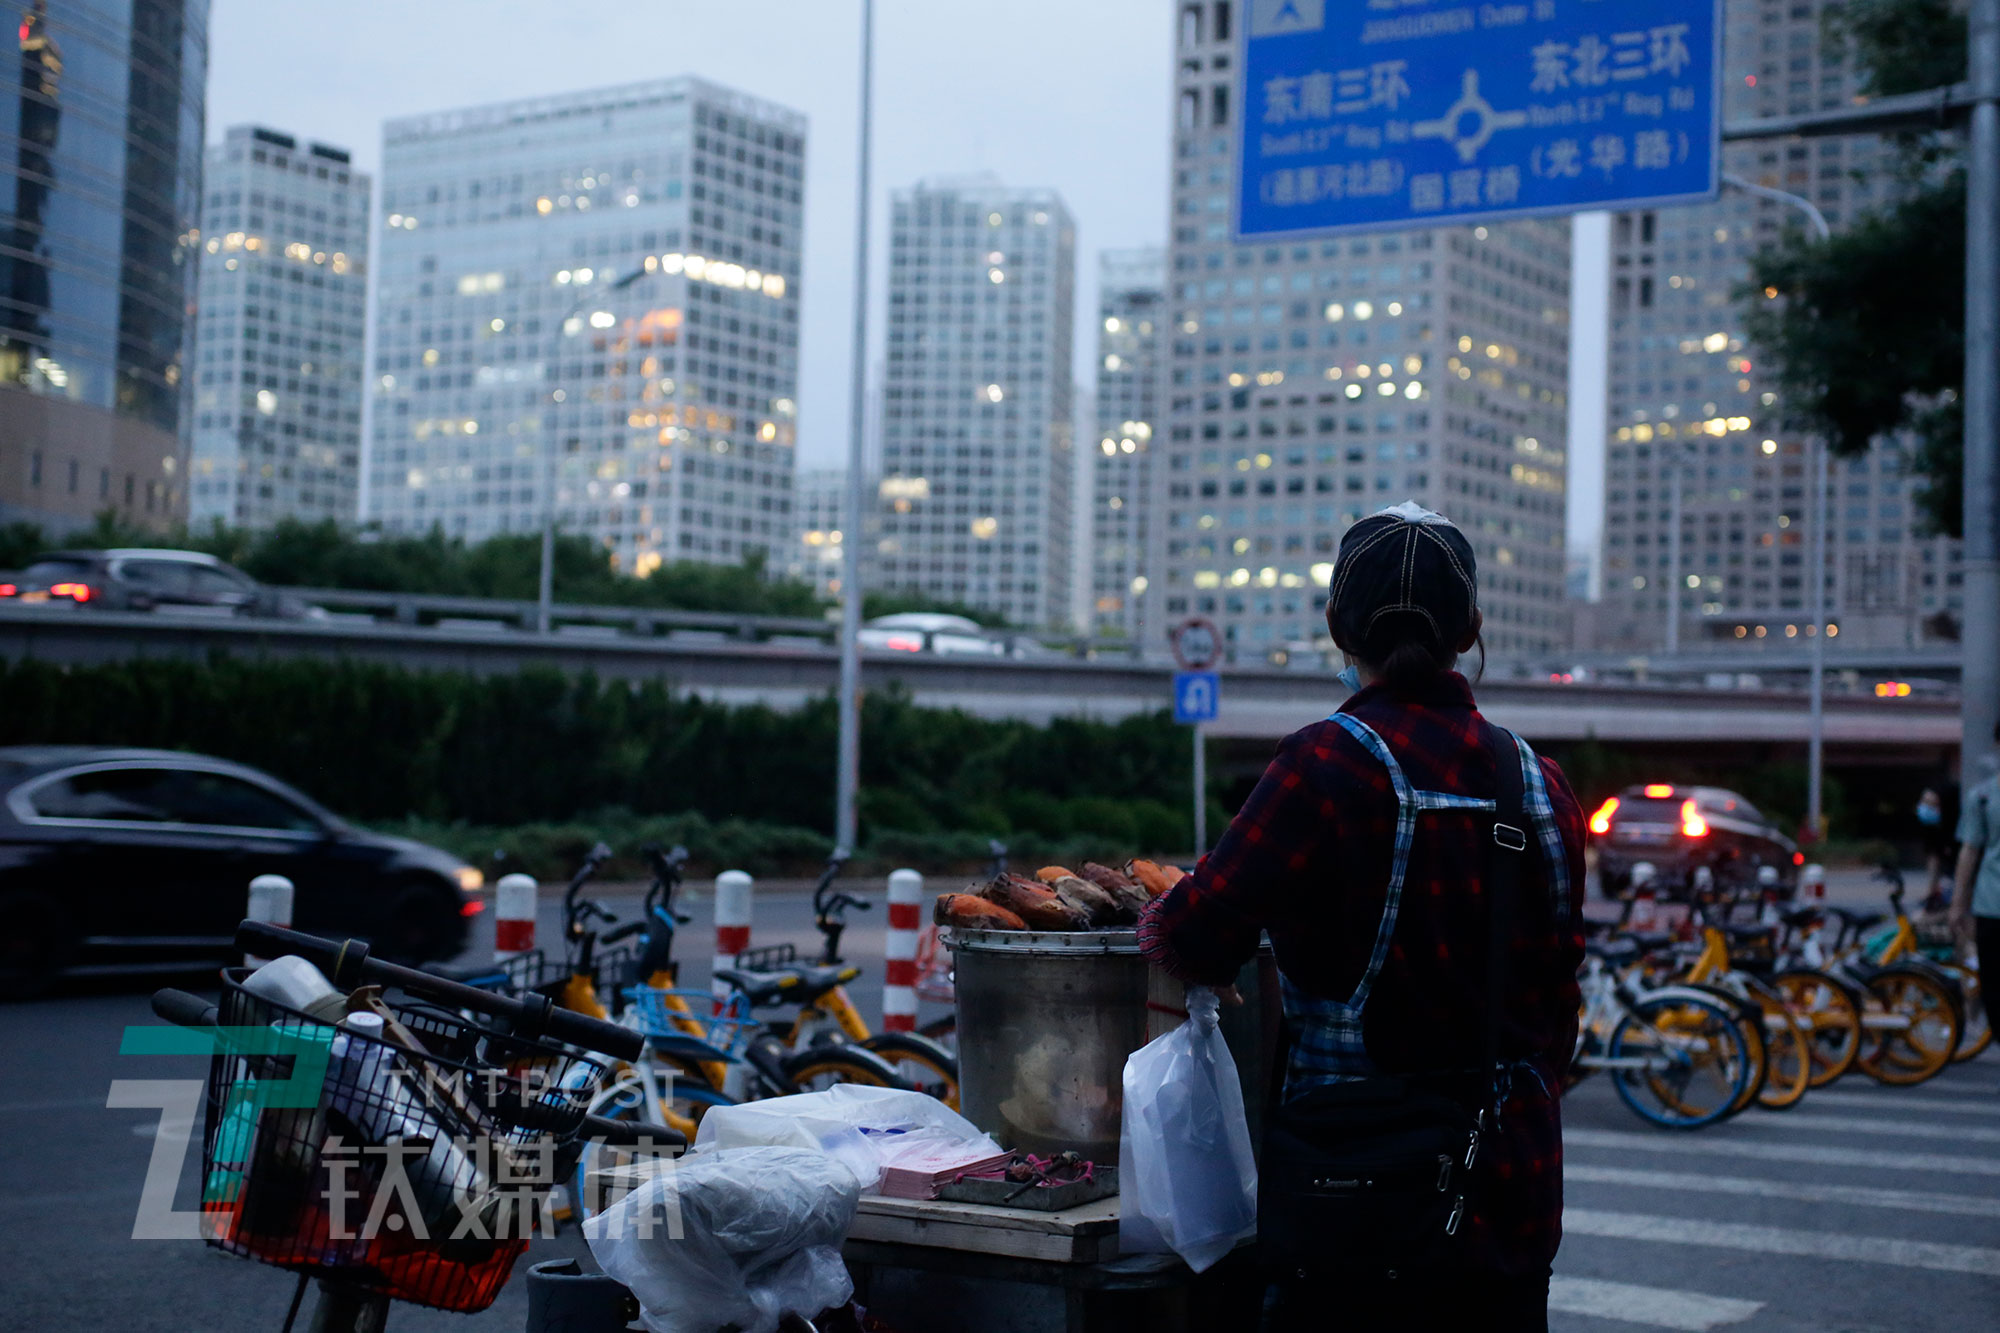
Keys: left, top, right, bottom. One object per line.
{"left": 1048, "top": 874, "right": 1121, "bottom": 926}
{"left": 1035, "top": 866, "right": 1075, "bottom": 884}
{"left": 1080, "top": 863, "right": 1152, "bottom": 918}
{"left": 1128, "top": 859, "right": 1186, "bottom": 898}
{"left": 979, "top": 873, "right": 1089, "bottom": 930}
{"left": 934, "top": 893, "right": 1028, "bottom": 931}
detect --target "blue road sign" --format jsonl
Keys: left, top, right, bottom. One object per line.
{"left": 1174, "top": 671, "right": 1221, "bottom": 725}
{"left": 1236, "top": 0, "right": 1720, "bottom": 239}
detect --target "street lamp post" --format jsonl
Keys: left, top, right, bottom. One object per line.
{"left": 833, "top": 0, "right": 875, "bottom": 852}
{"left": 1722, "top": 172, "right": 1832, "bottom": 834}
{"left": 537, "top": 265, "right": 649, "bottom": 635}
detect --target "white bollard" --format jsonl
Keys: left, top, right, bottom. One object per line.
{"left": 713, "top": 871, "right": 753, "bottom": 999}
{"left": 1802, "top": 863, "right": 1827, "bottom": 905}
{"left": 883, "top": 869, "right": 923, "bottom": 1032}
{"left": 245, "top": 874, "right": 294, "bottom": 967}
{"left": 494, "top": 873, "right": 538, "bottom": 960}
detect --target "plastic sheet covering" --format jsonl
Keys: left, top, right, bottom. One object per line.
{"left": 583, "top": 1146, "right": 860, "bottom": 1333}
{"left": 1118, "top": 987, "right": 1258, "bottom": 1273}
{"left": 692, "top": 1084, "right": 1000, "bottom": 1191}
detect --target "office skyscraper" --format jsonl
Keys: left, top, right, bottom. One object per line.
{"left": 0, "top": 0, "right": 206, "bottom": 532}
{"left": 368, "top": 78, "right": 806, "bottom": 573}
{"left": 1090, "top": 249, "right": 1165, "bottom": 643}
{"left": 789, "top": 465, "right": 848, "bottom": 599}
{"left": 189, "top": 126, "right": 368, "bottom": 527}
{"left": 1150, "top": 2, "right": 1570, "bottom": 663}
{"left": 875, "top": 178, "right": 1076, "bottom": 629}
{"left": 1592, "top": 0, "right": 1961, "bottom": 652}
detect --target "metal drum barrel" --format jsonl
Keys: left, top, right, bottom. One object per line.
{"left": 946, "top": 926, "right": 1149, "bottom": 1164}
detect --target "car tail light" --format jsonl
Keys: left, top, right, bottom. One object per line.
{"left": 885, "top": 634, "right": 923, "bottom": 652}
{"left": 1793, "top": 851, "right": 1805, "bottom": 866}
{"left": 0, "top": 583, "right": 14, "bottom": 597}
{"left": 1681, "top": 798, "right": 1708, "bottom": 839}
{"left": 1588, "top": 797, "right": 1618, "bottom": 836}
{"left": 1643, "top": 783, "right": 1675, "bottom": 798}
{"left": 49, "top": 581, "right": 92, "bottom": 602}
{"left": 460, "top": 898, "right": 486, "bottom": 917}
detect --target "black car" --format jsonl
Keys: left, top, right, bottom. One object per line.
{"left": 1591, "top": 782, "right": 1801, "bottom": 899}
{"left": 0, "top": 548, "right": 317, "bottom": 618}
{"left": 0, "top": 747, "right": 485, "bottom": 997}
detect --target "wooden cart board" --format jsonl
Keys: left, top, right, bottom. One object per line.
{"left": 849, "top": 1193, "right": 1123, "bottom": 1265}
{"left": 933, "top": 1166, "right": 1117, "bottom": 1212}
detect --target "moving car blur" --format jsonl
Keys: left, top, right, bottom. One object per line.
{"left": 0, "top": 549, "right": 320, "bottom": 619}
{"left": 0, "top": 746, "right": 483, "bottom": 997}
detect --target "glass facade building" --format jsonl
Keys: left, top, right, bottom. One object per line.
{"left": 368, "top": 78, "right": 806, "bottom": 572}
{"left": 1149, "top": 1, "right": 1569, "bottom": 663}
{"left": 1090, "top": 248, "right": 1164, "bottom": 643}
{"left": 0, "top": 0, "right": 207, "bottom": 530}
{"left": 1593, "top": 0, "right": 1962, "bottom": 653}
{"left": 189, "top": 125, "right": 368, "bottom": 527}
{"left": 876, "top": 178, "right": 1076, "bottom": 630}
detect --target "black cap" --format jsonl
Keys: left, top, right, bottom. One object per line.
{"left": 1328, "top": 502, "right": 1479, "bottom": 658}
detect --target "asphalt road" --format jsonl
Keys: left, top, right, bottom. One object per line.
{"left": 1, "top": 870, "right": 1992, "bottom": 1331}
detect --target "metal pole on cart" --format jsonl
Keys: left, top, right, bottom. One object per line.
{"left": 1192, "top": 724, "right": 1207, "bottom": 856}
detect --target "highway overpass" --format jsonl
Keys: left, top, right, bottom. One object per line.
{"left": 0, "top": 604, "right": 1958, "bottom": 767}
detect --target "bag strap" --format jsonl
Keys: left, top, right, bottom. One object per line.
{"left": 1484, "top": 723, "right": 1526, "bottom": 1097}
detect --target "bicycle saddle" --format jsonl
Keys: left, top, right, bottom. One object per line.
{"left": 712, "top": 962, "right": 860, "bottom": 1006}
{"left": 1585, "top": 939, "right": 1641, "bottom": 964}
{"left": 1618, "top": 930, "right": 1675, "bottom": 952}
{"left": 1827, "top": 907, "right": 1885, "bottom": 930}
{"left": 1723, "top": 923, "right": 1778, "bottom": 942}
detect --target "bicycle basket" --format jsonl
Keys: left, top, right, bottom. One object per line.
{"left": 733, "top": 942, "right": 798, "bottom": 971}
{"left": 194, "top": 969, "right": 611, "bottom": 1313}
{"left": 625, "top": 986, "right": 759, "bottom": 1056}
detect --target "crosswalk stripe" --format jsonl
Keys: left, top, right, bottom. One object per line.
{"left": 1565, "top": 1208, "right": 2000, "bottom": 1276}
{"left": 1566, "top": 1164, "right": 2000, "bottom": 1218}
{"left": 1565, "top": 1127, "right": 2000, "bottom": 1176}
{"left": 1735, "top": 1111, "right": 2000, "bottom": 1144}
{"left": 1548, "top": 1276, "right": 1761, "bottom": 1331}
{"left": 1799, "top": 1090, "right": 1998, "bottom": 1116}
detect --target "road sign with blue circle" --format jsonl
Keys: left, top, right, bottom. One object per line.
{"left": 1174, "top": 671, "right": 1221, "bottom": 725}
{"left": 1236, "top": 0, "right": 1721, "bottom": 239}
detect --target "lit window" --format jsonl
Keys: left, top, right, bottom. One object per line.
{"left": 982, "top": 384, "right": 1004, "bottom": 403}
{"left": 971, "top": 516, "right": 999, "bottom": 539}
{"left": 1352, "top": 301, "right": 1373, "bottom": 319}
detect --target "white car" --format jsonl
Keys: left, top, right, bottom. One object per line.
{"left": 858, "top": 613, "right": 1005, "bottom": 657}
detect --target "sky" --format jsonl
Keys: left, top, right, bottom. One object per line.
{"left": 205, "top": 0, "right": 1604, "bottom": 569}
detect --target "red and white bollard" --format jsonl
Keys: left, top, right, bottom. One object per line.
{"left": 245, "top": 874, "right": 294, "bottom": 967}
{"left": 883, "top": 869, "right": 923, "bottom": 1032}
{"left": 713, "top": 871, "right": 753, "bottom": 999}
{"left": 1802, "top": 863, "right": 1827, "bottom": 905}
{"left": 494, "top": 873, "right": 538, "bottom": 960}
{"left": 1627, "top": 862, "right": 1658, "bottom": 931}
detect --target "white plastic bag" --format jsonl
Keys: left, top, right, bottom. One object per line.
{"left": 1118, "top": 986, "right": 1258, "bottom": 1272}
{"left": 583, "top": 1145, "right": 861, "bottom": 1333}
{"left": 693, "top": 1083, "right": 1001, "bottom": 1190}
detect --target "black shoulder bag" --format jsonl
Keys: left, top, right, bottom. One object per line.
{"left": 1258, "top": 722, "right": 1527, "bottom": 1280}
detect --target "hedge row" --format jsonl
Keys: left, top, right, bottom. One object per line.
{"left": 0, "top": 658, "right": 1197, "bottom": 857}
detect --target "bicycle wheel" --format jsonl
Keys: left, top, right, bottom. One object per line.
{"left": 1608, "top": 993, "right": 1753, "bottom": 1129}
{"left": 1742, "top": 975, "right": 1812, "bottom": 1111}
{"left": 1770, "top": 968, "right": 1863, "bottom": 1086}
{"left": 782, "top": 1044, "right": 918, "bottom": 1093}
{"left": 575, "top": 1077, "right": 732, "bottom": 1221}
{"left": 1936, "top": 961, "right": 1993, "bottom": 1062}
{"left": 1690, "top": 983, "right": 1767, "bottom": 1117}
{"left": 860, "top": 1032, "right": 960, "bottom": 1109}
{"left": 1858, "top": 967, "right": 1961, "bottom": 1085}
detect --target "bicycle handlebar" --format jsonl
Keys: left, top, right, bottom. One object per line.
{"left": 579, "top": 1113, "right": 685, "bottom": 1149}
{"left": 233, "top": 921, "right": 644, "bottom": 1062}
{"left": 152, "top": 988, "right": 219, "bottom": 1029}
{"left": 602, "top": 920, "right": 646, "bottom": 945}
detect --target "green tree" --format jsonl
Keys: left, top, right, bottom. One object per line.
{"left": 1741, "top": 0, "right": 1969, "bottom": 533}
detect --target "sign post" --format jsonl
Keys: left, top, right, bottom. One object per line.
{"left": 1171, "top": 618, "right": 1224, "bottom": 856}
{"left": 1236, "top": 0, "right": 1721, "bottom": 240}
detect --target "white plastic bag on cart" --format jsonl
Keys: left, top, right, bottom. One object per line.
{"left": 1118, "top": 986, "right": 1258, "bottom": 1273}
{"left": 583, "top": 1145, "right": 861, "bottom": 1333}
{"left": 693, "top": 1083, "right": 1001, "bottom": 1190}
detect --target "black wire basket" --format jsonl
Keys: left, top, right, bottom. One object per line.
{"left": 494, "top": 948, "right": 639, "bottom": 1014}
{"left": 194, "top": 969, "right": 610, "bottom": 1312}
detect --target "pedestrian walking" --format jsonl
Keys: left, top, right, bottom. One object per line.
{"left": 1139, "top": 502, "right": 1587, "bottom": 1332}
{"left": 1917, "top": 787, "right": 1953, "bottom": 910}
{"left": 1949, "top": 731, "right": 2000, "bottom": 1052}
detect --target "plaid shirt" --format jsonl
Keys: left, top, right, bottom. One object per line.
{"left": 1138, "top": 672, "right": 1587, "bottom": 1274}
